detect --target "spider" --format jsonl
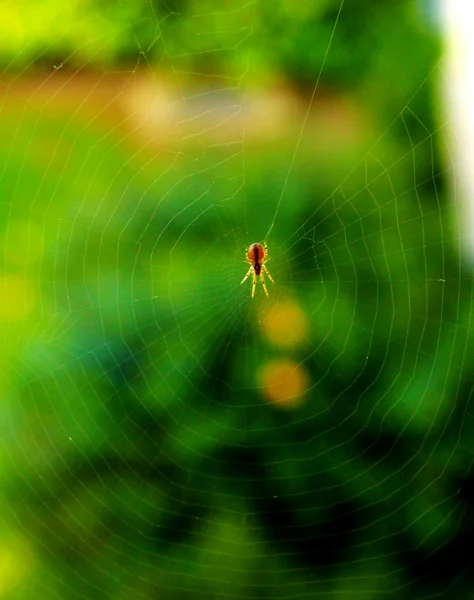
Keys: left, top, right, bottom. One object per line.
{"left": 241, "top": 242, "right": 274, "bottom": 298}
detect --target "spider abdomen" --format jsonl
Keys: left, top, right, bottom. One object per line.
{"left": 248, "top": 242, "right": 265, "bottom": 263}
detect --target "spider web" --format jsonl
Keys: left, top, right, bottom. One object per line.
{"left": 1, "top": 1, "right": 473, "bottom": 599}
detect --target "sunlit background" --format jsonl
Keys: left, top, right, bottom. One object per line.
{"left": 1, "top": 1, "right": 474, "bottom": 599}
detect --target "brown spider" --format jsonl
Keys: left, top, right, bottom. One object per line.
{"left": 241, "top": 242, "right": 274, "bottom": 298}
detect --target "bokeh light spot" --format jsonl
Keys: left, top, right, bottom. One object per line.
{"left": 0, "top": 7, "right": 25, "bottom": 54}
{"left": 0, "top": 276, "right": 36, "bottom": 321}
{"left": 2, "top": 220, "right": 44, "bottom": 267}
{"left": 260, "top": 299, "right": 308, "bottom": 348}
{"left": 0, "top": 533, "right": 34, "bottom": 596}
{"left": 259, "top": 359, "right": 308, "bottom": 408}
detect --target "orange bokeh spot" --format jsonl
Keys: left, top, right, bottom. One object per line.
{"left": 259, "top": 359, "right": 308, "bottom": 408}
{"left": 260, "top": 299, "right": 308, "bottom": 348}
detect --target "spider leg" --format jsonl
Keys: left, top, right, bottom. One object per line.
{"left": 263, "top": 242, "right": 271, "bottom": 264}
{"left": 252, "top": 273, "right": 257, "bottom": 298}
{"left": 260, "top": 272, "right": 269, "bottom": 297}
{"left": 241, "top": 266, "right": 253, "bottom": 285}
{"left": 263, "top": 264, "right": 274, "bottom": 283}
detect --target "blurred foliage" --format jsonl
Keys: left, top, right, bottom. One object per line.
{"left": 2, "top": 1, "right": 474, "bottom": 600}
{"left": 0, "top": 0, "right": 437, "bottom": 97}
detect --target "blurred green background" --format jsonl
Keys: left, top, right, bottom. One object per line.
{"left": 2, "top": 1, "right": 474, "bottom": 599}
